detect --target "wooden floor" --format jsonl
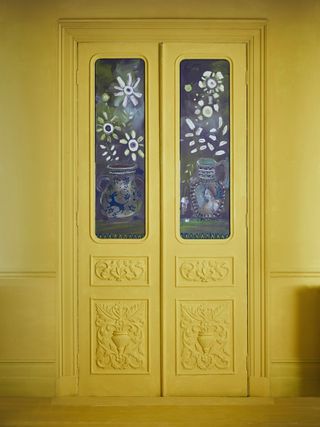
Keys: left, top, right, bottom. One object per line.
{"left": 0, "top": 397, "right": 320, "bottom": 426}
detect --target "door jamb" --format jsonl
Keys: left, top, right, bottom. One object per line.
{"left": 57, "top": 18, "right": 268, "bottom": 397}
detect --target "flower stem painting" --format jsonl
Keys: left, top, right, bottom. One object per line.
{"left": 180, "top": 59, "right": 230, "bottom": 239}
{"left": 95, "top": 59, "right": 145, "bottom": 239}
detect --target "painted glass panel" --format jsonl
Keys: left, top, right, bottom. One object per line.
{"left": 95, "top": 59, "right": 145, "bottom": 239}
{"left": 180, "top": 59, "right": 230, "bottom": 239}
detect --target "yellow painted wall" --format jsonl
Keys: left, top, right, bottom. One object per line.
{"left": 1, "top": 0, "right": 320, "bottom": 396}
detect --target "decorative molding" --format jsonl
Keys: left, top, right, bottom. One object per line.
{"left": 59, "top": 19, "right": 267, "bottom": 395}
{"left": 0, "top": 271, "right": 56, "bottom": 279}
{"left": 177, "top": 301, "right": 233, "bottom": 374}
{"left": 270, "top": 271, "right": 320, "bottom": 279}
{"left": 177, "top": 257, "right": 233, "bottom": 286}
{"left": 272, "top": 359, "right": 320, "bottom": 364}
{"left": 91, "top": 257, "right": 148, "bottom": 286}
{"left": 92, "top": 300, "right": 148, "bottom": 373}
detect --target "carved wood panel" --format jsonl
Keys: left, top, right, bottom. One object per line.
{"left": 176, "top": 257, "right": 233, "bottom": 286}
{"left": 91, "top": 299, "right": 148, "bottom": 374}
{"left": 91, "top": 257, "right": 148, "bottom": 286}
{"left": 177, "top": 300, "right": 234, "bottom": 374}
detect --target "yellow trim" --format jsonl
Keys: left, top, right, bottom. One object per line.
{"left": 58, "top": 19, "right": 267, "bottom": 397}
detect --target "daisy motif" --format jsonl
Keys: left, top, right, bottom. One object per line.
{"left": 198, "top": 71, "right": 224, "bottom": 99}
{"left": 184, "top": 118, "right": 208, "bottom": 154}
{"left": 208, "top": 116, "right": 229, "bottom": 157}
{"left": 119, "top": 130, "right": 144, "bottom": 162}
{"left": 114, "top": 73, "right": 142, "bottom": 107}
{"left": 96, "top": 110, "right": 121, "bottom": 143}
{"left": 194, "top": 97, "right": 220, "bottom": 121}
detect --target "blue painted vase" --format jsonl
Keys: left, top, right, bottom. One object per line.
{"left": 190, "top": 158, "right": 225, "bottom": 219}
{"left": 97, "top": 163, "right": 143, "bottom": 221}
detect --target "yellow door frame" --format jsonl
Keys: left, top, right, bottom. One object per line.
{"left": 57, "top": 18, "right": 268, "bottom": 397}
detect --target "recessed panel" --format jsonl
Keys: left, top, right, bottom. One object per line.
{"left": 177, "top": 300, "right": 234, "bottom": 374}
{"left": 95, "top": 58, "right": 146, "bottom": 239}
{"left": 91, "top": 299, "right": 149, "bottom": 374}
{"left": 176, "top": 257, "right": 234, "bottom": 286}
{"left": 91, "top": 256, "right": 149, "bottom": 286}
{"left": 180, "top": 59, "right": 230, "bottom": 239}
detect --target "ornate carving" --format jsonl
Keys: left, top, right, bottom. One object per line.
{"left": 178, "top": 258, "right": 232, "bottom": 284}
{"left": 93, "top": 300, "right": 147, "bottom": 372}
{"left": 178, "top": 301, "right": 233, "bottom": 373}
{"left": 94, "top": 257, "right": 146, "bottom": 283}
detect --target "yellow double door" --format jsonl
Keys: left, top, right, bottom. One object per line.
{"left": 77, "top": 41, "right": 247, "bottom": 396}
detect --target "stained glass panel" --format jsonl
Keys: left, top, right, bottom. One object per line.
{"left": 180, "top": 59, "right": 230, "bottom": 239}
{"left": 95, "top": 59, "right": 145, "bottom": 239}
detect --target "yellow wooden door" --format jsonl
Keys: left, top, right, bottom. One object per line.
{"left": 77, "top": 40, "right": 247, "bottom": 396}
{"left": 161, "top": 43, "right": 247, "bottom": 396}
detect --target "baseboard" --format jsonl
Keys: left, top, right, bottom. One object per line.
{"left": 270, "top": 361, "right": 320, "bottom": 396}
{"left": 56, "top": 375, "right": 78, "bottom": 396}
{"left": 248, "top": 376, "right": 270, "bottom": 396}
{"left": 0, "top": 362, "right": 56, "bottom": 397}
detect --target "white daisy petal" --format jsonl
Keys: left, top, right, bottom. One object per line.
{"left": 130, "top": 95, "right": 138, "bottom": 106}
{"left": 124, "top": 96, "right": 130, "bottom": 108}
{"left": 216, "top": 71, "right": 223, "bottom": 80}
{"left": 208, "top": 143, "right": 214, "bottom": 151}
{"left": 203, "top": 71, "right": 211, "bottom": 77}
{"left": 189, "top": 140, "right": 195, "bottom": 146}
{"left": 219, "top": 141, "right": 228, "bottom": 146}
{"left": 137, "top": 136, "right": 144, "bottom": 143}
{"left": 222, "top": 125, "right": 228, "bottom": 135}
{"left": 134, "top": 92, "right": 143, "bottom": 98}
{"left": 214, "top": 104, "right": 219, "bottom": 112}
{"left": 124, "top": 149, "right": 130, "bottom": 156}
{"left": 132, "top": 153, "right": 137, "bottom": 161}
{"left": 120, "top": 139, "right": 127, "bottom": 144}
{"left": 196, "top": 127, "right": 203, "bottom": 136}
{"left": 127, "top": 73, "right": 132, "bottom": 86}
{"left": 117, "top": 76, "right": 126, "bottom": 88}
{"left": 186, "top": 118, "right": 195, "bottom": 130}
{"left": 198, "top": 81, "right": 205, "bottom": 88}
{"left": 218, "top": 117, "right": 223, "bottom": 128}
{"left": 138, "top": 149, "right": 144, "bottom": 158}
{"left": 185, "top": 132, "right": 193, "bottom": 137}
{"left": 200, "top": 145, "right": 207, "bottom": 150}
{"left": 210, "top": 128, "right": 217, "bottom": 133}
{"left": 100, "top": 145, "right": 106, "bottom": 149}
{"left": 114, "top": 91, "right": 124, "bottom": 97}
{"left": 209, "top": 135, "right": 217, "bottom": 141}
{"left": 216, "top": 150, "right": 225, "bottom": 156}
{"left": 133, "top": 77, "right": 141, "bottom": 89}
{"left": 190, "top": 148, "right": 198, "bottom": 154}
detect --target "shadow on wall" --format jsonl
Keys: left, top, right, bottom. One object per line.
{"left": 298, "top": 286, "right": 320, "bottom": 395}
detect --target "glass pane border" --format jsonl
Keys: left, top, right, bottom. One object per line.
{"left": 89, "top": 54, "right": 150, "bottom": 244}
{"left": 175, "top": 55, "right": 235, "bottom": 244}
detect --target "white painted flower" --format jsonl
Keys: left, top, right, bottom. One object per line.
{"left": 114, "top": 73, "right": 142, "bottom": 107}
{"left": 198, "top": 70, "right": 224, "bottom": 98}
{"left": 194, "top": 98, "right": 220, "bottom": 121}
{"left": 96, "top": 111, "right": 121, "bottom": 143}
{"left": 184, "top": 118, "right": 208, "bottom": 154}
{"left": 119, "top": 130, "right": 144, "bottom": 162}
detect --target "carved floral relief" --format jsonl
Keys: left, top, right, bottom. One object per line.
{"left": 178, "top": 301, "right": 233, "bottom": 373}
{"left": 93, "top": 257, "right": 147, "bottom": 285}
{"left": 177, "top": 257, "right": 233, "bottom": 285}
{"left": 93, "top": 300, "right": 148, "bottom": 373}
